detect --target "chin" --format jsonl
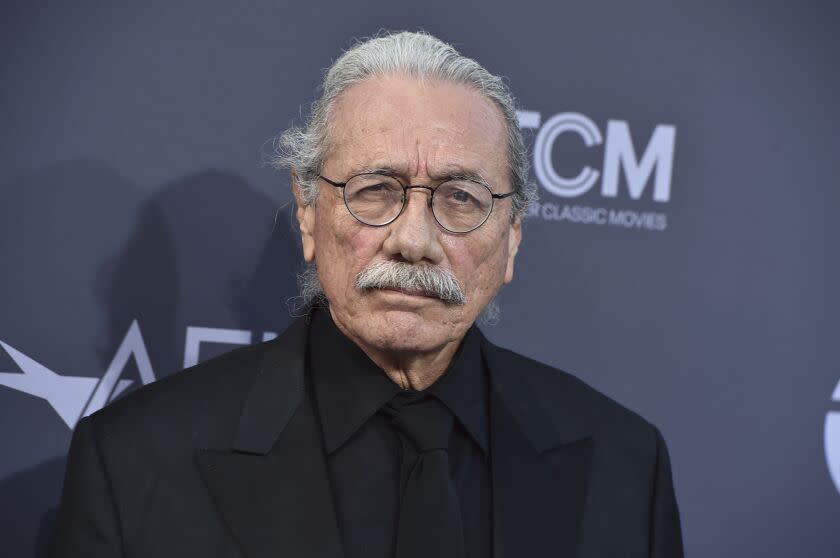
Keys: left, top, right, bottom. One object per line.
{"left": 360, "top": 308, "right": 460, "bottom": 353}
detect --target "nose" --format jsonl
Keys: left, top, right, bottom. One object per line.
{"left": 381, "top": 187, "right": 445, "bottom": 264}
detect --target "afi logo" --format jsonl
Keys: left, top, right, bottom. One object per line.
{"left": 517, "top": 110, "right": 676, "bottom": 201}
{"left": 0, "top": 323, "right": 276, "bottom": 430}
{"left": 0, "top": 322, "right": 154, "bottom": 429}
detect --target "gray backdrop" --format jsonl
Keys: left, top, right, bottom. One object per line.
{"left": 1, "top": 1, "right": 838, "bottom": 556}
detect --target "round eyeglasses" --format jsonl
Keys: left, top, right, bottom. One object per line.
{"left": 318, "top": 172, "right": 515, "bottom": 233}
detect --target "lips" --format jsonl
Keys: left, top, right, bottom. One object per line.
{"left": 380, "top": 287, "right": 436, "bottom": 298}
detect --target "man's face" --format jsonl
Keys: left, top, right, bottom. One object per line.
{"left": 295, "top": 74, "right": 522, "bottom": 356}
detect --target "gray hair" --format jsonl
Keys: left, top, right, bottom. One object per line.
{"left": 270, "top": 30, "right": 535, "bottom": 217}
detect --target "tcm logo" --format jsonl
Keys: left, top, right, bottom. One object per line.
{"left": 0, "top": 322, "right": 276, "bottom": 430}
{"left": 517, "top": 110, "right": 676, "bottom": 202}
{"left": 825, "top": 379, "right": 840, "bottom": 495}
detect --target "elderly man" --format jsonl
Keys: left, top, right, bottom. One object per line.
{"left": 49, "top": 32, "right": 683, "bottom": 558}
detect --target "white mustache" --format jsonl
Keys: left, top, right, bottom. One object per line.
{"left": 355, "top": 261, "right": 467, "bottom": 305}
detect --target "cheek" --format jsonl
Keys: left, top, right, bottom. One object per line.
{"left": 313, "top": 207, "right": 386, "bottom": 293}
{"left": 447, "top": 235, "right": 509, "bottom": 299}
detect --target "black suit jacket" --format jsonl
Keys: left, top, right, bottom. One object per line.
{"left": 48, "top": 316, "right": 684, "bottom": 557}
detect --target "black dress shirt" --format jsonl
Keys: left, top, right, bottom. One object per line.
{"left": 307, "top": 308, "right": 492, "bottom": 558}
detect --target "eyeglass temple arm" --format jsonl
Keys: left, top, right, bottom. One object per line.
{"left": 491, "top": 191, "right": 515, "bottom": 199}
{"left": 317, "top": 175, "right": 346, "bottom": 188}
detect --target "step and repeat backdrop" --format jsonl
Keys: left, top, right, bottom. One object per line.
{"left": 1, "top": 1, "right": 838, "bottom": 556}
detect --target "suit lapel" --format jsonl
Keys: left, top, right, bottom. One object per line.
{"left": 194, "top": 317, "right": 344, "bottom": 558}
{"left": 483, "top": 338, "right": 594, "bottom": 558}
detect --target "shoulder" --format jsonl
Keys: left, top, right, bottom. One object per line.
{"left": 82, "top": 337, "right": 278, "bottom": 450}
{"left": 483, "top": 340, "right": 663, "bottom": 456}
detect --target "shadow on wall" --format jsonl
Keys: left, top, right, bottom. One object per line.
{"left": 96, "top": 168, "right": 301, "bottom": 376}
{"left": 0, "top": 161, "right": 301, "bottom": 557}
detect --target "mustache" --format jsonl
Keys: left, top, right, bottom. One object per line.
{"left": 355, "top": 260, "right": 467, "bottom": 305}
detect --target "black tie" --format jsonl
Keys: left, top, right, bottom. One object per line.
{"left": 384, "top": 391, "right": 465, "bottom": 558}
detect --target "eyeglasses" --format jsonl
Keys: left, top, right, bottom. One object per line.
{"left": 318, "top": 172, "right": 515, "bottom": 233}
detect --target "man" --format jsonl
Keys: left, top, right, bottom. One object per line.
{"left": 49, "top": 31, "right": 683, "bottom": 557}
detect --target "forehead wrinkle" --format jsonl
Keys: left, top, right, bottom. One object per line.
{"left": 337, "top": 136, "right": 498, "bottom": 186}
{"left": 330, "top": 79, "right": 507, "bottom": 186}
{"left": 424, "top": 143, "right": 495, "bottom": 185}
{"left": 341, "top": 133, "right": 477, "bottom": 175}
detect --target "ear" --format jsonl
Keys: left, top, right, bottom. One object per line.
{"left": 291, "top": 170, "right": 316, "bottom": 262}
{"left": 503, "top": 217, "right": 522, "bottom": 284}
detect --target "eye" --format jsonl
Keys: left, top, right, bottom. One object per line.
{"left": 450, "top": 188, "right": 475, "bottom": 204}
{"left": 359, "top": 183, "right": 387, "bottom": 193}
{"left": 440, "top": 185, "right": 483, "bottom": 208}
{"left": 346, "top": 175, "right": 403, "bottom": 201}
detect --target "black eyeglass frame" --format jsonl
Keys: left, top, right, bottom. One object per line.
{"left": 317, "top": 172, "right": 515, "bottom": 234}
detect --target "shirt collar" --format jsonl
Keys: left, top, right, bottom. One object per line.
{"left": 308, "top": 308, "right": 400, "bottom": 454}
{"left": 426, "top": 324, "right": 489, "bottom": 453}
{"left": 308, "top": 308, "right": 489, "bottom": 455}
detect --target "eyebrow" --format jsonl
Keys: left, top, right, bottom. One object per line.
{"left": 344, "top": 164, "right": 491, "bottom": 188}
{"left": 345, "top": 164, "right": 403, "bottom": 177}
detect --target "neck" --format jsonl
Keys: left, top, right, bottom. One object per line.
{"left": 371, "top": 342, "right": 462, "bottom": 391}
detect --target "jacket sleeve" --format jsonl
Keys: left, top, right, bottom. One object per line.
{"left": 649, "top": 427, "right": 684, "bottom": 558}
{"left": 48, "top": 415, "right": 124, "bottom": 557}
